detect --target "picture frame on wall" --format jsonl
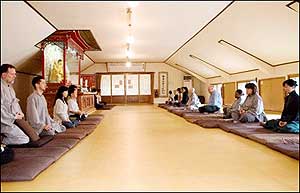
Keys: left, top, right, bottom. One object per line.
{"left": 158, "top": 72, "right": 168, "bottom": 97}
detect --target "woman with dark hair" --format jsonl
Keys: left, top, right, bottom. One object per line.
{"left": 53, "top": 86, "right": 79, "bottom": 128}
{"left": 262, "top": 79, "right": 299, "bottom": 133}
{"left": 231, "top": 83, "right": 267, "bottom": 123}
{"left": 181, "top": 87, "right": 189, "bottom": 106}
{"left": 67, "top": 85, "right": 87, "bottom": 121}
{"left": 173, "top": 87, "right": 182, "bottom": 107}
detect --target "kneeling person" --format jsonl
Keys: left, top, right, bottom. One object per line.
{"left": 26, "top": 76, "right": 66, "bottom": 136}
{"left": 232, "top": 83, "right": 267, "bottom": 123}
{"left": 262, "top": 79, "right": 299, "bottom": 133}
{"left": 1, "top": 64, "right": 31, "bottom": 145}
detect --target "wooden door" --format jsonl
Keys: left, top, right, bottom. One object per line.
{"left": 259, "top": 77, "right": 285, "bottom": 112}
{"left": 223, "top": 82, "right": 236, "bottom": 105}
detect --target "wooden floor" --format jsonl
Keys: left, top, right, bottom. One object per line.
{"left": 1, "top": 105, "right": 299, "bottom": 191}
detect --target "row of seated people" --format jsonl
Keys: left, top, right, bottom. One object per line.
{"left": 0, "top": 64, "right": 89, "bottom": 147}
{"left": 165, "top": 80, "right": 299, "bottom": 134}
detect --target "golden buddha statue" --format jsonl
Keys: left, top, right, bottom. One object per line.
{"left": 49, "top": 59, "right": 64, "bottom": 83}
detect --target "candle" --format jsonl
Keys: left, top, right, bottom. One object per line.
{"left": 85, "top": 79, "right": 88, "bottom": 87}
{"left": 80, "top": 78, "right": 83, "bottom": 87}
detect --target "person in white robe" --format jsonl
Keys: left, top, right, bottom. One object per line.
{"left": 186, "top": 88, "right": 202, "bottom": 111}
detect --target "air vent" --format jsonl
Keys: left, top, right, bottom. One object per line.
{"left": 184, "top": 75, "right": 192, "bottom": 80}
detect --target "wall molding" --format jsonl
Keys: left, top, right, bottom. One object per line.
{"left": 190, "top": 54, "right": 260, "bottom": 76}
{"left": 218, "top": 39, "right": 299, "bottom": 67}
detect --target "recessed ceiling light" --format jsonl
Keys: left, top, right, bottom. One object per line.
{"left": 128, "top": 1, "right": 139, "bottom": 8}
{"left": 127, "top": 35, "right": 134, "bottom": 44}
{"left": 126, "top": 50, "right": 133, "bottom": 58}
{"left": 126, "top": 61, "right": 132, "bottom": 67}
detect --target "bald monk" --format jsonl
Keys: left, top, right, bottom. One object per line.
{"left": 1, "top": 64, "right": 38, "bottom": 145}
{"left": 198, "top": 85, "right": 222, "bottom": 113}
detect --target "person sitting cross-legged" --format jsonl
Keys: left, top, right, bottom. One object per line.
{"left": 198, "top": 85, "right": 222, "bottom": 113}
{"left": 223, "top": 89, "right": 244, "bottom": 119}
{"left": 26, "top": 76, "right": 66, "bottom": 136}
{"left": 67, "top": 85, "right": 88, "bottom": 121}
{"left": 186, "top": 88, "right": 202, "bottom": 111}
{"left": 53, "top": 86, "right": 79, "bottom": 128}
{"left": 1, "top": 64, "right": 31, "bottom": 145}
{"left": 262, "top": 79, "right": 299, "bottom": 133}
{"left": 231, "top": 83, "right": 267, "bottom": 123}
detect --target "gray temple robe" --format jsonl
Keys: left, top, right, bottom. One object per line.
{"left": 1, "top": 79, "right": 29, "bottom": 145}
{"left": 232, "top": 93, "right": 267, "bottom": 122}
{"left": 26, "top": 91, "right": 66, "bottom": 135}
{"left": 223, "top": 97, "right": 243, "bottom": 119}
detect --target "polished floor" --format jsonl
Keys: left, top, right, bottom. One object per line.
{"left": 1, "top": 105, "right": 299, "bottom": 191}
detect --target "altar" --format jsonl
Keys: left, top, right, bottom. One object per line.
{"left": 39, "top": 30, "right": 100, "bottom": 116}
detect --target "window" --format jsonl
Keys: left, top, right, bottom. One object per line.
{"left": 212, "top": 83, "right": 222, "bottom": 96}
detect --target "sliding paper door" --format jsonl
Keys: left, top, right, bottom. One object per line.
{"left": 126, "top": 74, "right": 139, "bottom": 103}
{"left": 111, "top": 74, "right": 125, "bottom": 103}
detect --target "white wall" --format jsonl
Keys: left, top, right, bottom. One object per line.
{"left": 1, "top": 1, "right": 55, "bottom": 67}
{"left": 82, "top": 62, "right": 186, "bottom": 103}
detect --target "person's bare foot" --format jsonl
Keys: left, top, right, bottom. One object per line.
{"left": 233, "top": 120, "right": 238, "bottom": 124}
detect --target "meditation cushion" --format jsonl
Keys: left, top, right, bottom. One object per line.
{"left": 13, "top": 147, "right": 69, "bottom": 160}
{"left": 78, "top": 120, "right": 100, "bottom": 125}
{"left": 266, "top": 142, "right": 299, "bottom": 160}
{"left": 248, "top": 133, "right": 299, "bottom": 145}
{"left": 170, "top": 109, "right": 192, "bottom": 117}
{"left": 183, "top": 112, "right": 224, "bottom": 123}
{"left": 7, "top": 135, "right": 54, "bottom": 148}
{"left": 218, "top": 122, "right": 273, "bottom": 137}
{"left": 55, "top": 132, "right": 86, "bottom": 140}
{"left": 1, "top": 156, "right": 55, "bottom": 181}
{"left": 43, "top": 138, "right": 80, "bottom": 149}
{"left": 69, "top": 125, "right": 96, "bottom": 135}
{"left": 195, "top": 119, "right": 233, "bottom": 128}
